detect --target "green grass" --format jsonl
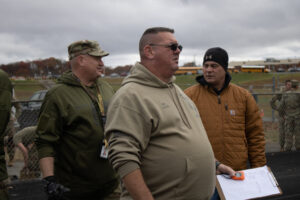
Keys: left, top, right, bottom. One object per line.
{"left": 12, "top": 80, "right": 46, "bottom": 100}
{"left": 176, "top": 72, "right": 300, "bottom": 88}
{"left": 103, "top": 77, "right": 124, "bottom": 91}
{"left": 231, "top": 72, "right": 274, "bottom": 84}
{"left": 12, "top": 72, "right": 300, "bottom": 99}
{"left": 174, "top": 74, "right": 198, "bottom": 90}
{"left": 15, "top": 73, "right": 297, "bottom": 143}
{"left": 264, "top": 126, "right": 279, "bottom": 143}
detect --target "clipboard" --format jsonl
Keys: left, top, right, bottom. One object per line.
{"left": 216, "top": 166, "right": 282, "bottom": 200}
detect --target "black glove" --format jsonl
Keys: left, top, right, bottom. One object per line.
{"left": 43, "top": 176, "right": 70, "bottom": 200}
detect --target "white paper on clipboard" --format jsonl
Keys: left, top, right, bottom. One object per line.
{"left": 216, "top": 165, "right": 282, "bottom": 200}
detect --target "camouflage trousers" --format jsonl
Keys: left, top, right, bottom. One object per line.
{"left": 284, "top": 116, "right": 300, "bottom": 151}
{"left": 103, "top": 185, "right": 121, "bottom": 200}
{"left": 0, "top": 181, "right": 9, "bottom": 200}
{"left": 4, "top": 120, "right": 16, "bottom": 163}
{"left": 19, "top": 167, "right": 40, "bottom": 180}
{"left": 4, "top": 136, "right": 15, "bottom": 162}
{"left": 19, "top": 146, "right": 40, "bottom": 180}
{"left": 278, "top": 117, "right": 285, "bottom": 149}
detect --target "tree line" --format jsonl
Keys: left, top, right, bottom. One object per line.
{"left": 0, "top": 57, "right": 132, "bottom": 78}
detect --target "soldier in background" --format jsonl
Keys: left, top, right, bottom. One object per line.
{"left": 0, "top": 69, "right": 12, "bottom": 200}
{"left": 4, "top": 87, "right": 21, "bottom": 167}
{"left": 270, "top": 80, "right": 292, "bottom": 151}
{"left": 279, "top": 80, "right": 300, "bottom": 151}
{"left": 13, "top": 126, "right": 40, "bottom": 179}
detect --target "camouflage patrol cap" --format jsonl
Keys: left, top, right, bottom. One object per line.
{"left": 291, "top": 79, "right": 299, "bottom": 87}
{"left": 68, "top": 40, "right": 109, "bottom": 60}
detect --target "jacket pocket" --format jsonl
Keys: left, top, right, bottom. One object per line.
{"left": 228, "top": 106, "right": 245, "bottom": 122}
{"left": 74, "top": 150, "right": 115, "bottom": 184}
{"left": 227, "top": 105, "right": 246, "bottom": 132}
{"left": 175, "top": 155, "right": 215, "bottom": 200}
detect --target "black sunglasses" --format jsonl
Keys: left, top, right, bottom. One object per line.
{"left": 149, "top": 43, "right": 183, "bottom": 51}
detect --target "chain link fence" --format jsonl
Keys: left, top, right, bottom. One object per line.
{"left": 5, "top": 100, "right": 41, "bottom": 182}
{"left": 4, "top": 83, "right": 300, "bottom": 199}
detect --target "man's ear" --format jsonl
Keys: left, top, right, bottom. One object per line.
{"left": 77, "top": 55, "right": 85, "bottom": 66}
{"left": 143, "top": 45, "right": 155, "bottom": 59}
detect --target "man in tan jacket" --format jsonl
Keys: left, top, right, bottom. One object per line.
{"left": 185, "top": 47, "right": 266, "bottom": 200}
{"left": 105, "top": 27, "right": 235, "bottom": 200}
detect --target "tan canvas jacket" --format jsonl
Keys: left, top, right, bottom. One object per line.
{"left": 185, "top": 78, "right": 266, "bottom": 171}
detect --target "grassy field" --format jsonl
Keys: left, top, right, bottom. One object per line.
{"left": 13, "top": 72, "right": 300, "bottom": 99}
{"left": 12, "top": 72, "right": 300, "bottom": 143}
{"left": 13, "top": 80, "right": 46, "bottom": 100}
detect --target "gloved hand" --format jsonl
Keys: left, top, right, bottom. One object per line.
{"left": 43, "top": 176, "right": 70, "bottom": 200}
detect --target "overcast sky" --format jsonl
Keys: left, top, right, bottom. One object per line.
{"left": 1, "top": 0, "right": 299, "bottom": 67}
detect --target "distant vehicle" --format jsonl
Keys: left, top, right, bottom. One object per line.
{"left": 110, "top": 73, "right": 120, "bottom": 78}
{"left": 276, "top": 68, "right": 285, "bottom": 72}
{"left": 297, "top": 67, "right": 300, "bottom": 72}
{"left": 175, "top": 67, "right": 202, "bottom": 75}
{"left": 228, "top": 67, "right": 239, "bottom": 73}
{"left": 288, "top": 67, "right": 298, "bottom": 72}
{"left": 241, "top": 65, "right": 270, "bottom": 73}
{"left": 26, "top": 90, "right": 47, "bottom": 110}
{"left": 120, "top": 72, "right": 129, "bottom": 77}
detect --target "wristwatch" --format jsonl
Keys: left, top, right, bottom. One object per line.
{"left": 216, "top": 161, "right": 221, "bottom": 170}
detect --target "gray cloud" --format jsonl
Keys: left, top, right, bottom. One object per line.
{"left": 0, "top": 0, "right": 299, "bottom": 66}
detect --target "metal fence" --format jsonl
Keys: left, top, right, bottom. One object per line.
{"left": 5, "top": 89, "right": 300, "bottom": 180}
{"left": 5, "top": 100, "right": 41, "bottom": 183}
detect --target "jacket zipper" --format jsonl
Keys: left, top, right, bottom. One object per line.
{"left": 218, "top": 95, "right": 221, "bottom": 104}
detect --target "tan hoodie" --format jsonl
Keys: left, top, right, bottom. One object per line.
{"left": 105, "top": 63, "right": 215, "bottom": 200}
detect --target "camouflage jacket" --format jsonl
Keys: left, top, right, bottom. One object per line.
{"left": 279, "top": 90, "right": 300, "bottom": 118}
{"left": 270, "top": 93, "right": 285, "bottom": 117}
{"left": 0, "top": 69, "right": 12, "bottom": 181}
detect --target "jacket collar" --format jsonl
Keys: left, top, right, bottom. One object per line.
{"left": 196, "top": 72, "right": 232, "bottom": 95}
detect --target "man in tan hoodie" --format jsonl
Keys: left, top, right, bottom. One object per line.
{"left": 105, "top": 27, "right": 235, "bottom": 200}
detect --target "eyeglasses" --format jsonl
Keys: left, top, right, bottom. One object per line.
{"left": 149, "top": 43, "right": 183, "bottom": 51}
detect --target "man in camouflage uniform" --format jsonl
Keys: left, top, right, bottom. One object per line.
{"left": 36, "top": 40, "right": 119, "bottom": 200}
{"left": 0, "top": 69, "right": 12, "bottom": 200}
{"left": 13, "top": 126, "right": 40, "bottom": 179}
{"left": 4, "top": 88, "right": 22, "bottom": 167}
{"left": 270, "top": 80, "right": 292, "bottom": 151}
{"left": 279, "top": 80, "right": 300, "bottom": 151}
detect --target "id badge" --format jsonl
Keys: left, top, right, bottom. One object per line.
{"left": 101, "top": 115, "right": 106, "bottom": 127}
{"left": 100, "top": 144, "right": 109, "bottom": 159}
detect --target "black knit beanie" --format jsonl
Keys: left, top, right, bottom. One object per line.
{"left": 203, "top": 47, "right": 228, "bottom": 71}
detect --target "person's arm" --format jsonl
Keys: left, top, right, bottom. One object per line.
{"left": 16, "top": 143, "right": 29, "bottom": 166}
{"left": 39, "top": 157, "right": 54, "bottom": 178}
{"left": 277, "top": 94, "right": 286, "bottom": 115}
{"left": 270, "top": 94, "right": 281, "bottom": 111}
{"left": 245, "top": 92, "right": 266, "bottom": 168}
{"left": 123, "top": 169, "right": 154, "bottom": 200}
{"left": 216, "top": 163, "right": 235, "bottom": 176}
{"left": 40, "top": 156, "right": 70, "bottom": 198}
{"left": 35, "top": 92, "right": 61, "bottom": 178}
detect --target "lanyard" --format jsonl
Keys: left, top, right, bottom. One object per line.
{"left": 80, "top": 82, "right": 109, "bottom": 145}
{"left": 79, "top": 82, "right": 105, "bottom": 116}
{"left": 73, "top": 74, "right": 108, "bottom": 147}
{"left": 95, "top": 86, "right": 105, "bottom": 116}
